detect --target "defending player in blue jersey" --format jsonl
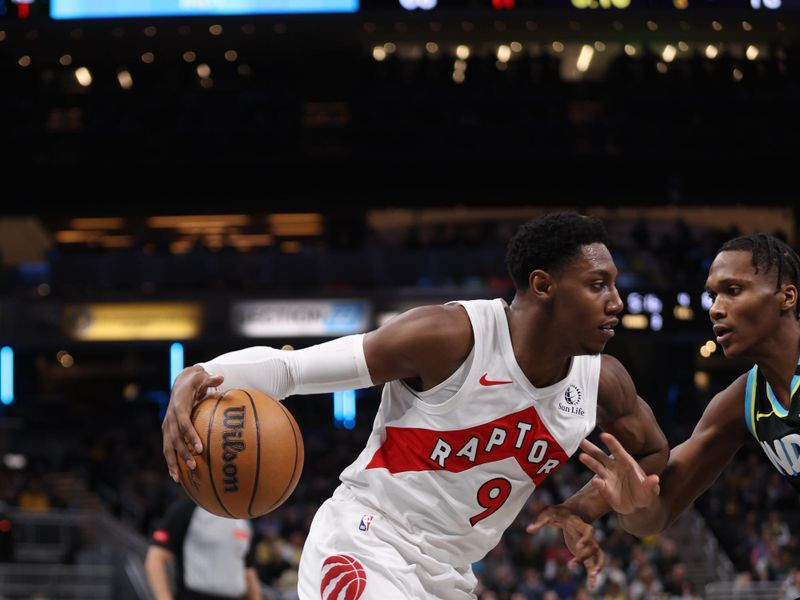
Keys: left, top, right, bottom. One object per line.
{"left": 578, "top": 233, "right": 800, "bottom": 535}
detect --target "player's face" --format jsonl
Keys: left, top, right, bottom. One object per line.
{"left": 552, "top": 243, "right": 623, "bottom": 355}
{"left": 705, "top": 250, "right": 782, "bottom": 357}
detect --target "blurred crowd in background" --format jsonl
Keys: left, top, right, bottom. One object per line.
{"left": 3, "top": 0, "right": 800, "bottom": 597}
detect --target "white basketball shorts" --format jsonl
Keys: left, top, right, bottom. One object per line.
{"left": 297, "top": 496, "right": 478, "bottom": 600}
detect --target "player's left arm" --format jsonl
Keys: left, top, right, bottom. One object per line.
{"left": 526, "top": 354, "right": 667, "bottom": 580}
{"left": 561, "top": 354, "right": 669, "bottom": 523}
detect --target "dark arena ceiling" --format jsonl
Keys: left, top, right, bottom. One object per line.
{"left": 1, "top": 0, "right": 798, "bottom": 210}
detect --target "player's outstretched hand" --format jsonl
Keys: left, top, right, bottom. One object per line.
{"left": 579, "top": 432, "right": 661, "bottom": 515}
{"left": 162, "top": 365, "right": 224, "bottom": 482}
{"left": 526, "top": 504, "right": 605, "bottom": 587}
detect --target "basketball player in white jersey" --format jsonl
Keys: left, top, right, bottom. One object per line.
{"left": 163, "top": 212, "right": 669, "bottom": 600}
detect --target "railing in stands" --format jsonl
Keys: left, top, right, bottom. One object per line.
{"left": 705, "top": 580, "right": 783, "bottom": 600}
{"left": 0, "top": 563, "right": 114, "bottom": 600}
{"left": 8, "top": 508, "right": 153, "bottom": 600}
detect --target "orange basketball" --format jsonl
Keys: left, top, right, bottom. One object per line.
{"left": 178, "top": 388, "right": 304, "bottom": 519}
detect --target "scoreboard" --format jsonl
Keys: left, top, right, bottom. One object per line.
{"left": 0, "top": 0, "right": 793, "bottom": 20}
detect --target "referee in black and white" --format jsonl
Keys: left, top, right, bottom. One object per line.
{"left": 145, "top": 495, "right": 263, "bottom": 600}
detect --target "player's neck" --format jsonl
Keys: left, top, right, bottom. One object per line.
{"left": 506, "top": 300, "right": 572, "bottom": 388}
{"left": 754, "top": 323, "right": 800, "bottom": 409}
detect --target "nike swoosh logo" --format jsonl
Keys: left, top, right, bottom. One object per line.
{"left": 479, "top": 372, "right": 513, "bottom": 386}
{"left": 756, "top": 410, "right": 776, "bottom": 421}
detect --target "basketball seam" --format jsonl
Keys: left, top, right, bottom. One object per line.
{"left": 208, "top": 393, "right": 235, "bottom": 518}
{"left": 268, "top": 401, "right": 301, "bottom": 512}
{"left": 180, "top": 465, "right": 202, "bottom": 508}
{"left": 182, "top": 482, "right": 200, "bottom": 505}
{"left": 244, "top": 389, "right": 261, "bottom": 518}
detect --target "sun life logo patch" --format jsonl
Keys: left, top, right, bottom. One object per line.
{"left": 564, "top": 384, "right": 582, "bottom": 406}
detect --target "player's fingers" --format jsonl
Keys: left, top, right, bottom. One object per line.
{"left": 579, "top": 437, "right": 606, "bottom": 455}
{"left": 576, "top": 540, "right": 603, "bottom": 565}
{"left": 179, "top": 443, "right": 197, "bottom": 470}
{"left": 162, "top": 420, "right": 184, "bottom": 481}
{"left": 598, "top": 432, "right": 634, "bottom": 462}
{"left": 176, "top": 415, "right": 201, "bottom": 463}
{"left": 645, "top": 474, "right": 661, "bottom": 496}
{"left": 563, "top": 520, "right": 591, "bottom": 548}
{"left": 526, "top": 518, "right": 551, "bottom": 534}
{"left": 581, "top": 561, "right": 597, "bottom": 588}
{"left": 579, "top": 439, "right": 613, "bottom": 467}
{"left": 568, "top": 556, "right": 579, "bottom": 568}
{"left": 196, "top": 375, "right": 224, "bottom": 402}
{"left": 526, "top": 512, "right": 559, "bottom": 534}
{"left": 575, "top": 525, "right": 594, "bottom": 548}
{"left": 578, "top": 451, "right": 609, "bottom": 478}
{"left": 573, "top": 538, "right": 597, "bottom": 562}
{"left": 587, "top": 570, "right": 597, "bottom": 588}
{"left": 586, "top": 552, "right": 604, "bottom": 587}
{"left": 589, "top": 477, "right": 608, "bottom": 495}
{"left": 162, "top": 435, "right": 180, "bottom": 482}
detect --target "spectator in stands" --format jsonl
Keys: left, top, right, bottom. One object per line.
{"left": 514, "top": 568, "right": 546, "bottom": 599}
{"left": 662, "top": 562, "right": 691, "bottom": 596}
{"left": 628, "top": 562, "right": 663, "bottom": 600}
{"left": 602, "top": 578, "right": 625, "bottom": 600}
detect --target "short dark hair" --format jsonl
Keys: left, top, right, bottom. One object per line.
{"left": 505, "top": 212, "right": 610, "bottom": 291}
{"left": 718, "top": 233, "right": 800, "bottom": 318}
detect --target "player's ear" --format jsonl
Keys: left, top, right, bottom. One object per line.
{"left": 779, "top": 283, "right": 797, "bottom": 313}
{"left": 530, "top": 270, "right": 553, "bottom": 298}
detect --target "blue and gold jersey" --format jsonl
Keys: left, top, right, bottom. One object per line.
{"left": 744, "top": 356, "right": 800, "bottom": 493}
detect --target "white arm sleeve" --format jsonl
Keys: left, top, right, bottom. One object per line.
{"left": 195, "top": 334, "right": 373, "bottom": 401}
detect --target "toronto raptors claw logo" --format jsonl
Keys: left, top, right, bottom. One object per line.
{"left": 320, "top": 554, "right": 367, "bottom": 600}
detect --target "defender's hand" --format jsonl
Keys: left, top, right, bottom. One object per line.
{"left": 579, "top": 432, "right": 661, "bottom": 515}
{"left": 162, "top": 366, "right": 224, "bottom": 482}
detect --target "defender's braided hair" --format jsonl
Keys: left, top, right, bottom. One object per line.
{"left": 719, "top": 233, "right": 800, "bottom": 318}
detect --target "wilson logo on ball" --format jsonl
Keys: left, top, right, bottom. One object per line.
{"left": 320, "top": 554, "right": 367, "bottom": 600}
{"left": 222, "top": 405, "right": 246, "bottom": 493}
{"left": 179, "top": 389, "right": 304, "bottom": 519}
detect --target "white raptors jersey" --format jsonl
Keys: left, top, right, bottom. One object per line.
{"left": 333, "top": 298, "right": 600, "bottom": 568}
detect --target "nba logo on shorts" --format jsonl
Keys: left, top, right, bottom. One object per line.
{"left": 358, "top": 515, "right": 374, "bottom": 532}
{"left": 320, "top": 554, "right": 367, "bottom": 600}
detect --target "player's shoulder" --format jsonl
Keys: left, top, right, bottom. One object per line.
{"left": 715, "top": 372, "right": 750, "bottom": 406}
{"left": 599, "top": 353, "right": 625, "bottom": 373}
{"left": 698, "top": 372, "right": 749, "bottom": 427}
{"left": 596, "top": 354, "right": 636, "bottom": 415}
{"left": 394, "top": 303, "right": 472, "bottom": 338}
{"left": 365, "top": 302, "right": 475, "bottom": 384}
{"left": 695, "top": 372, "right": 750, "bottom": 441}
{"left": 409, "top": 302, "right": 471, "bottom": 319}
{"left": 598, "top": 354, "right": 633, "bottom": 390}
